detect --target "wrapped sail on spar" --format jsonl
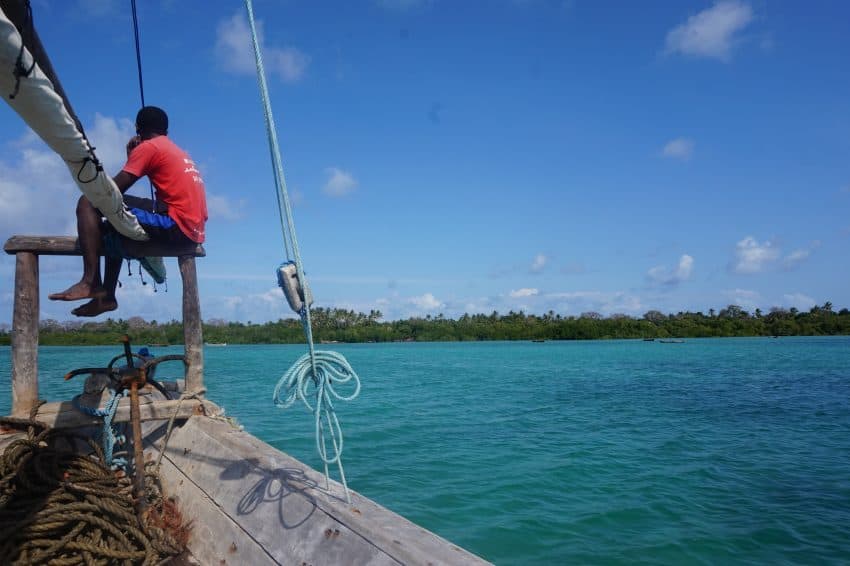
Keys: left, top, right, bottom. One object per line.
{"left": 0, "top": 0, "right": 147, "bottom": 240}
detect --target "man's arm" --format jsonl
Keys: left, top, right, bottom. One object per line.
{"left": 113, "top": 171, "right": 139, "bottom": 194}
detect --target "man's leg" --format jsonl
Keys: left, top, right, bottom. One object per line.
{"left": 71, "top": 256, "right": 120, "bottom": 317}
{"left": 72, "top": 195, "right": 160, "bottom": 317}
{"left": 48, "top": 196, "right": 107, "bottom": 301}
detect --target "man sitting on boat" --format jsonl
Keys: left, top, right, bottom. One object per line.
{"left": 49, "top": 106, "right": 208, "bottom": 317}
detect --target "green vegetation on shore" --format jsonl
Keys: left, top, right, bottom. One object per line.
{"left": 1, "top": 303, "right": 849, "bottom": 346}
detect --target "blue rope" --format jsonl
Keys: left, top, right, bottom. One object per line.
{"left": 244, "top": 0, "right": 360, "bottom": 503}
{"left": 74, "top": 388, "right": 128, "bottom": 470}
{"left": 273, "top": 347, "right": 361, "bottom": 462}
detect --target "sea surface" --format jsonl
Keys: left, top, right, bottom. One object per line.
{"left": 2, "top": 337, "right": 849, "bottom": 564}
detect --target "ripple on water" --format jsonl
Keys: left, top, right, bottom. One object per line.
{"left": 1, "top": 337, "right": 849, "bottom": 564}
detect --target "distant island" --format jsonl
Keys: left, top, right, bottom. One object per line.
{"left": 1, "top": 303, "right": 848, "bottom": 346}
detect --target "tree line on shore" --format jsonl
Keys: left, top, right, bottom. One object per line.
{"left": 1, "top": 303, "right": 848, "bottom": 346}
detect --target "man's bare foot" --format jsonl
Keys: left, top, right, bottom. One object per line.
{"left": 49, "top": 282, "right": 107, "bottom": 301}
{"left": 71, "top": 297, "right": 118, "bottom": 317}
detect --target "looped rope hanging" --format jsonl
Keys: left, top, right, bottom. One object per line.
{"left": 273, "top": 350, "right": 361, "bottom": 466}
{"left": 244, "top": 0, "right": 360, "bottom": 503}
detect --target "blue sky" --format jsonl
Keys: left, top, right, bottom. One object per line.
{"left": 1, "top": 0, "right": 849, "bottom": 324}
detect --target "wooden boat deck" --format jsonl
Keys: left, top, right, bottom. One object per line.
{"left": 149, "top": 414, "right": 487, "bottom": 565}
{"left": 2, "top": 233, "right": 491, "bottom": 565}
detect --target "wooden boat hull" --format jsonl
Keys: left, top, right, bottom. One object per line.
{"left": 148, "top": 415, "right": 489, "bottom": 565}
{"left": 3, "top": 386, "right": 490, "bottom": 565}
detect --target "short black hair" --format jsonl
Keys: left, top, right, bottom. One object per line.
{"left": 135, "top": 106, "right": 168, "bottom": 136}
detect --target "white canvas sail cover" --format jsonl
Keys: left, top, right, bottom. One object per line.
{"left": 0, "top": 1, "right": 147, "bottom": 240}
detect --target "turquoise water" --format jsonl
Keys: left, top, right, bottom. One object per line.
{"left": 2, "top": 337, "right": 849, "bottom": 564}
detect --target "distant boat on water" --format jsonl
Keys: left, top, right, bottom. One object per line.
{"left": 205, "top": 342, "right": 227, "bottom": 347}
{"left": 643, "top": 338, "right": 655, "bottom": 342}
{"left": 659, "top": 339, "right": 685, "bottom": 344}
{"left": 532, "top": 339, "right": 546, "bottom": 343}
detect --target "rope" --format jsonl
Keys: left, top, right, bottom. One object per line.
{"left": 73, "top": 388, "right": 128, "bottom": 470}
{"left": 273, "top": 349, "right": 361, "bottom": 474}
{"left": 243, "top": 0, "right": 293, "bottom": 261}
{"left": 244, "top": 0, "right": 360, "bottom": 503}
{"left": 130, "top": 0, "right": 146, "bottom": 108}
{"left": 129, "top": 0, "right": 156, "bottom": 206}
{"left": 0, "top": 421, "right": 187, "bottom": 564}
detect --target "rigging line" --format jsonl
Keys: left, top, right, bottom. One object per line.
{"left": 243, "top": 0, "right": 295, "bottom": 261}
{"left": 245, "top": 0, "right": 359, "bottom": 504}
{"left": 130, "top": 0, "right": 155, "bottom": 206}
{"left": 130, "top": 0, "right": 145, "bottom": 108}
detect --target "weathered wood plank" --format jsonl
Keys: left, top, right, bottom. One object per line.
{"left": 28, "top": 398, "right": 217, "bottom": 429}
{"left": 11, "top": 252, "right": 39, "bottom": 416}
{"left": 147, "top": 417, "right": 490, "bottom": 566}
{"left": 4, "top": 235, "right": 205, "bottom": 257}
{"left": 179, "top": 256, "right": 204, "bottom": 394}
{"left": 153, "top": 448, "right": 280, "bottom": 565}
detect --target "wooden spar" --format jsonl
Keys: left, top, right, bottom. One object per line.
{"left": 11, "top": 252, "right": 39, "bottom": 416}
{"left": 3, "top": 235, "right": 207, "bottom": 407}
{"left": 179, "top": 255, "right": 204, "bottom": 393}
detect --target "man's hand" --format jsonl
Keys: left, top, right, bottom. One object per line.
{"left": 126, "top": 135, "right": 142, "bottom": 157}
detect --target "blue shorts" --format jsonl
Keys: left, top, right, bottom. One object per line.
{"left": 122, "top": 195, "right": 192, "bottom": 245}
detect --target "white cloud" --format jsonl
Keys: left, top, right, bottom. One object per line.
{"left": 87, "top": 114, "right": 136, "bottom": 174}
{"left": 676, "top": 255, "right": 695, "bottom": 278}
{"left": 206, "top": 192, "right": 246, "bottom": 221}
{"left": 722, "top": 288, "right": 760, "bottom": 310}
{"left": 732, "top": 236, "right": 779, "bottom": 274}
{"left": 322, "top": 167, "right": 358, "bottom": 197}
{"left": 648, "top": 254, "right": 694, "bottom": 286}
{"left": 202, "top": 287, "right": 297, "bottom": 324}
{"left": 782, "top": 249, "right": 810, "bottom": 270}
{"left": 215, "top": 12, "right": 309, "bottom": 82}
{"left": 646, "top": 254, "right": 694, "bottom": 286}
{"left": 0, "top": 133, "right": 80, "bottom": 240}
{"left": 529, "top": 253, "right": 548, "bottom": 273}
{"left": 783, "top": 293, "right": 816, "bottom": 311}
{"left": 510, "top": 288, "right": 539, "bottom": 298}
{"left": 409, "top": 293, "right": 443, "bottom": 311}
{"left": 0, "top": 114, "right": 243, "bottom": 249}
{"left": 337, "top": 288, "right": 644, "bottom": 321}
{"left": 661, "top": 137, "right": 695, "bottom": 160}
{"left": 665, "top": 1, "right": 754, "bottom": 62}
{"left": 732, "top": 236, "right": 816, "bottom": 274}
{"left": 545, "top": 291, "right": 643, "bottom": 315}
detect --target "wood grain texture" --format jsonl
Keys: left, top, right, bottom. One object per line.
{"left": 11, "top": 252, "right": 39, "bottom": 416}
{"left": 179, "top": 255, "right": 204, "bottom": 394}
{"left": 28, "top": 398, "right": 216, "bottom": 428}
{"left": 4, "top": 235, "right": 205, "bottom": 257}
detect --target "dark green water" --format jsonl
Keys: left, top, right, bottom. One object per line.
{"left": 2, "top": 337, "right": 849, "bottom": 564}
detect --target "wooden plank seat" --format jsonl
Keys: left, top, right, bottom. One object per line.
{"left": 4, "top": 235, "right": 205, "bottom": 258}
{"left": 4, "top": 235, "right": 206, "bottom": 416}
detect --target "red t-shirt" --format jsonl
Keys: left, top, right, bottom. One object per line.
{"left": 122, "top": 136, "right": 208, "bottom": 243}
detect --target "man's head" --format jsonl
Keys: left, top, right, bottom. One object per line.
{"left": 135, "top": 106, "right": 168, "bottom": 138}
